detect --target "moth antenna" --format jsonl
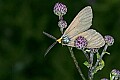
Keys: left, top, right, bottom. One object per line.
{"left": 43, "top": 31, "right": 57, "bottom": 40}
{"left": 44, "top": 41, "right": 57, "bottom": 57}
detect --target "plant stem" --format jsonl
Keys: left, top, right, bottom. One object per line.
{"left": 59, "top": 15, "right": 63, "bottom": 20}
{"left": 90, "top": 53, "right": 94, "bottom": 67}
{"left": 88, "top": 52, "right": 94, "bottom": 80}
{"left": 60, "top": 28, "right": 63, "bottom": 34}
{"left": 94, "top": 45, "right": 108, "bottom": 69}
{"left": 82, "top": 50, "right": 90, "bottom": 64}
{"left": 68, "top": 47, "right": 86, "bottom": 80}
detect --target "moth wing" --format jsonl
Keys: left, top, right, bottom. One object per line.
{"left": 63, "top": 6, "right": 93, "bottom": 38}
{"left": 67, "top": 29, "right": 105, "bottom": 48}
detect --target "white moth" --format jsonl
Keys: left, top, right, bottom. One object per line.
{"left": 44, "top": 6, "right": 105, "bottom": 56}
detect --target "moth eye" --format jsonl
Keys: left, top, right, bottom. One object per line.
{"left": 61, "top": 35, "right": 70, "bottom": 44}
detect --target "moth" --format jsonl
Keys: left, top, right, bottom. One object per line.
{"left": 43, "top": 6, "right": 105, "bottom": 56}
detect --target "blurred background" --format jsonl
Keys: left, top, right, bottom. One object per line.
{"left": 0, "top": 0, "right": 120, "bottom": 80}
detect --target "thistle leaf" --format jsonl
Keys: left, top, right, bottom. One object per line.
{"left": 96, "top": 53, "right": 100, "bottom": 59}
{"left": 85, "top": 49, "right": 91, "bottom": 53}
{"left": 93, "top": 59, "right": 105, "bottom": 74}
{"left": 83, "top": 61, "right": 91, "bottom": 68}
{"left": 99, "top": 59, "right": 105, "bottom": 70}
{"left": 104, "top": 51, "right": 110, "bottom": 55}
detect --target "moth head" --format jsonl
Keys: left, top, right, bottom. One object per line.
{"left": 62, "top": 35, "right": 70, "bottom": 44}
{"left": 57, "top": 35, "right": 70, "bottom": 44}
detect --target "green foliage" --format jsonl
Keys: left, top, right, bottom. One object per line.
{"left": 104, "top": 51, "right": 110, "bottom": 55}
{"left": 83, "top": 61, "right": 91, "bottom": 68}
{"left": 93, "top": 59, "right": 105, "bottom": 74}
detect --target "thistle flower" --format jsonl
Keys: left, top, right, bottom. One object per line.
{"left": 117, "top": 70, "right": 120, "bottom": 77}
{"left": 74, "top": 36, "right": 88, "bottom": 49}
{"left": 58, "top": 20, "right": 67, "bottom": 33}
{"left": 53, "top": 2, "right": 67, "bottom": 18}
{"left": 104, "top": 35, "right": 114, "bottom": 46}
{"left": 111, "top": 69, "right": 117, "bottom": 76}
{"left": 101, "top": 78, "right": 108, "bottom": 80}
{"left": 117, "top": 70, "right": 120, "bottom": 75}
{"left": 111, "top": 69, "right": 120, "bottom": 77}
{"left": 110, "top": 69, "right": 120, "bottom": 80}
{"left": 58, "top": 20, "right": 67, "bottom": 29}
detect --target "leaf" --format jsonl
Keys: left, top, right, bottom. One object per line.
{"left": 110, "top": 73, "right": 115, "bottom": 80}
{"left": 110, "top": 72, "right": 112, "bottom": 80}
{"left": 93, "top": 59, "right": 105, "bottom": 74}
{"left": 99, "top": 59, "right": 105, "bottom": 70}
{"left": 104, "top": 51, "right": 110, "bottom": 55}
{"left": 96, "top": 53, "right": 100, "bottom": 59}
{"left": 83, "top": 61, "right": 91, "bottom": 68}
{"left": 85, "top": 49, "right": 91, "bottom": 53}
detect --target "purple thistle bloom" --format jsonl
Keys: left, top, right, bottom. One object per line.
{"left": 104, "top": 35, "right": 114, "bottom": 46}
{"left": 117, "top": 70, "right": 120, "bottom": 77}
{"left": 111, "top": 69, "right": 120, "bottom": 76}
{"left": 58, "top": 20, "right": 67, "bottom": 29}
{"left": 74, "top": 36, "right": 88, "bottom": 49}
{"left": 101, "top": 78, "right": 108, "bottom": 80}
{"left": 111, "top": 69, "right": 117, "bottom": 76}
{"left": 53, "top": 2, "right": 67, "bottom": 17}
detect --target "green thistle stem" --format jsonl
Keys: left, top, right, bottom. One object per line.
{"left": 94, "top": 44, "right": 108, "bottom": 69}
{"left": 60, "top": 28, "right": 63, "bottom": 34}
{"left": 89, "top": 52, "right": 94, "bottom": 80}
{"left": 82, "top": 50, "right": 93, "bottom": 80}
{"left": 59, "top": 15, "right": 63, "bottom": 20}
{"left": 82, "top": 50, "right": 90, "bottom": 63}
{"left": 68, "top": 47, "right": 86, "bottom": 80}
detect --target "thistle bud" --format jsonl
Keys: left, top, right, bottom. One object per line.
{"left": 58, "top": 20, "right": 67, "bottom": 29}
{"left": 104, "top": 35, "right": 114, "bottom": 46}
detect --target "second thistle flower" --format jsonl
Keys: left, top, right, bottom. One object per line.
{"left": 104, "top": 35, "right": 114, "bottom": 46}
{"left": 53, "top": 2, "right": 67, "bottom": 18}
{"left": 111, "top": 69, "right": 120, "bottom": 77}
{"left": 58, "top": 20, "right": 67, "bottom": 33}
{"left": 58, "top": 20, "right": 67, "bottom": 29}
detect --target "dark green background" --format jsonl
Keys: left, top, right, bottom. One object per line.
{"left": 0, "top": 0, "right": 120, "bottom": 80}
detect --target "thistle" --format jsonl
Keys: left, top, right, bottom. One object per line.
{"left": 58, "top": 20, "right": 67, "bottom": 33}
{"left": 53, "top": 2, "right": 67, "bottom": 20}
{"left": 74, "top": 36, "right": 88, "bottom": 50}
{"left": 104, "top": 35, "right": 114, "bottom": 46}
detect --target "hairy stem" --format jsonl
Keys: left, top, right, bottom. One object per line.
{"left": 94, "top": 45, "right": 108, "bottom": 69}
{"left": 68, "top": 47, "right": 86, "bottom": 80}
{"left": 82, "top": 50, "right": 90, "bottom": 63}
{"left": 89, "top": 52, "right": 94, "bottom": 80}
{"left": 60, "top": 28, "right": 63, "bottom": 34}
